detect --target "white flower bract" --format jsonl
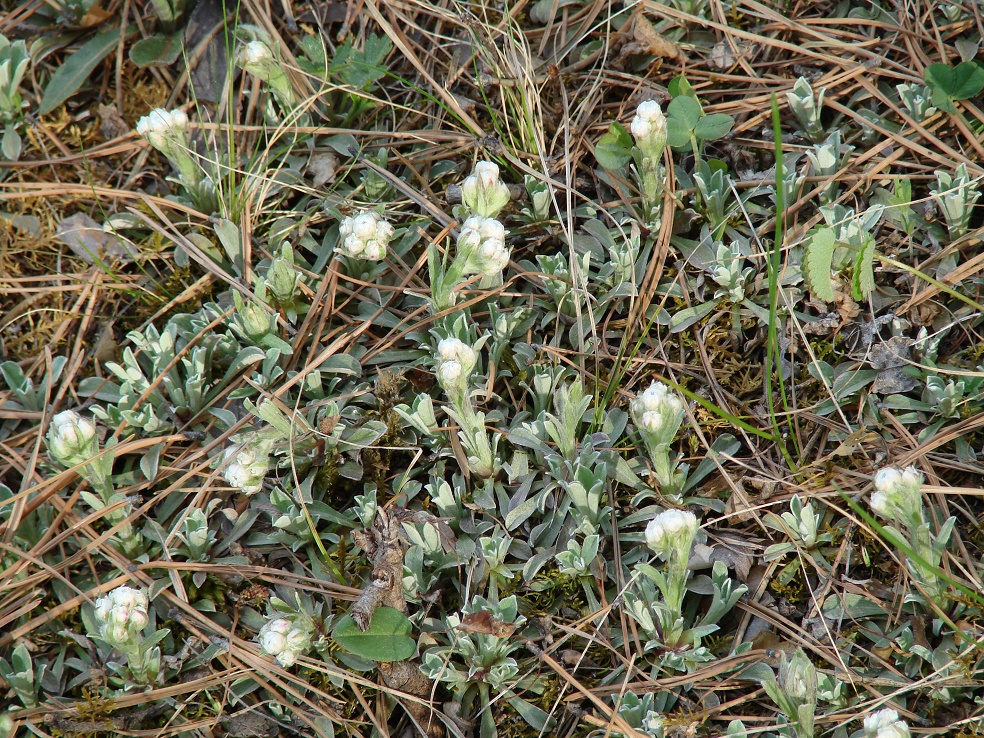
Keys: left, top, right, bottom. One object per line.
{"left": 631, "top": 381, "right": 684, "bottom": 446}
{"left": 871, "top": 465, "right": 923, "bottom": 527}
{"left": 136, "top": 108, "right": 188, "bottom": 151}
{"left": 863, "top": 709, "right": 911, "bottom": 738}
{"left": 93, "top": 586, "right": 150, "bottom": 647}
{"left": 458, "top": 216, "right": 510, "bottom": 277}
{"left": 242, "top": 40, "right": 272, "bottom": 65}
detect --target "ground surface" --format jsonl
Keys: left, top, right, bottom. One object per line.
{"left": 1, "top": 1, "right": 984, "bottom": 737}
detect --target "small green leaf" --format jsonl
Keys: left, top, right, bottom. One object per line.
{"left": 667, "top": 95, "right": 702, "bottom": 130}
{"left": 2, "top": 125, "right": 20, "bottom": 161}
{"left": 668, "top": 300, "right": 716, "bottom": 332}
{"left": 39, "top": 26, "right": 129, "bottom": 115}
{"left": 594, "top": 122, "right": 632, "bottom": 169}
{"left": 852, "top": 233, "right": 876, "bottom": 300}
{"left": 332, "top": 607, "right": 416, "bottom": 662}
{"left": 668, "top": 75, "right": 697, "bottom": 100}
{"left": 129, "top": 33, "right": 183, "bottom": 68}
{"left": 213, "top": 218, "right": 242, "bottom": 271}
{"left": 925, "top": 61, "right": 984, "bottom": 100}
{"left": 804, "top": 227, "right": 836, "bottom": 302}
{"left": 694, "top": 113, "right": 734, "bottom": 141}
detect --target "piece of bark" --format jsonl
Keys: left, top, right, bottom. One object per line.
{"left": 350, "top": 509, "right": 444, "bottom": 737}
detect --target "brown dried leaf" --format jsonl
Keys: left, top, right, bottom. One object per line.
{"left": 632, "top": 14, "right": 682, "bottom": 59}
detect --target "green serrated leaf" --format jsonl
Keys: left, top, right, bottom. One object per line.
{"left": 39, "top": 26, "right": 130, "bottom": 115}
{"left": 594, "top": 123, "right": 632, "bottom": 169}
{"left": 332, "top": 607, "right": 415, "bottom": 662}
{"left": 129, "top": 33, "right": 183, "bottom": 68}
{"left": 804, "top": 227, "right": 836, "bottom": 302}
{"left": 694, "top": 113, "right": 734, "bottom": 141}
{"left": 852, "top": 233, "right": 876, "bottom": 300}
{"left": 329, "top": 33, "right": 393, "bottom": 91}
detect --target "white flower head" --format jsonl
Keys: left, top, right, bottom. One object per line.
{"left": 136, "top": 108, "right": 188, "bottom": 150}
{"left": 871, "top": 465, "right": 923, "bottom": 527}
{"left": 458, "top": 216, "right": 510, "bottom": 277}
{"left": 779, "top": 648, "right": 817, "bottom": 704}
{"left": 631, "top": 381, "right": 684, "bottom": 446}
{"left": 222, "top": 441, "right": 270, "bottom": 495}
{"left": 435, "top": 337, "right": 478, "bottom": 398}
{"left": 258, "top": 617, "right": 311, "bottom": 667}
{"left": 242, "top": 40, "right": 272, "bottom": 66}
{"left": 460, "top": 160, "right": 511, "bottom": 219}
{"left": 47, "top": 410, "right": 99, "bottom": 469}
{"left": 93, "top": 585, "right": 150, "bottom": 647}
{"left": 645, "top": 508, "right": 698, "bottom": 561}
{"left": 630, "top": 100, "right": 668, "bottom": 161}
{"left": 337, "top": 210, "right": 394, "bottom": 261}
{"left": 863, "top": 709, "right": 911, "bottom": 738}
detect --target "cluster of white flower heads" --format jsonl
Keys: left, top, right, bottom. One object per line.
{"left": 136, "top": 108, "right": 189, "bottom": 152}
{"left": 258, "top": 617, "right": 311, "bottom": 667}
{"left": 630, "top": 100, "right": 668, "bottom": 161}
{"left": 863, "top": 709, "right": 911, "bottom": 738}
{"left": 47, "top": 410, "right": 99, "bottom": 468}
{"left": 93, "top": 586, "right": 150, "bottom": 647}
{"left": 458, "top": 216, "right": 510, "bottom": 276}
{"left": 338, "top": 210, "right": 395, "bottom": 261}
{"left": 221, "top": 441, "right": 270, "bottom": 496}
{"left": 871, "top": 465, "right": 924, "bottom": 527}
{"left": 630, "top": 381, "right": 685, "bottom": 445}
{"left": 645, "top": 508, "right": 698, "bottom": 559}
{"left": 435, "top": 337, "right": 477, "bottom": 392}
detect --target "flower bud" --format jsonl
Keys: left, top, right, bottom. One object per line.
{"left": 265, "top": 244, "right": 299, "bottom": 306}
{"left": 779, "top": 648, "right": 817, "bottom": 704}
{"left": 459, "top": 160, "right": 511, "bottom": 219}
{"left": 233, "top": 292, "right": 277, "bottom": 344}
{"left": 47, "top": 410, "right": 100, "bottom": 469}
{"left": 630, "top": 100, "right": 668, "bottom": 162}
{"left": 863, "top": 709, "right": 911, "bottom": 738}
{"left": 238, "top": 40, "right": 296, "bottom": 109}
{"left": 222, "top": 441, "right": 270, "bottom": 496}
{"left": 435, "top": 337, "right": 478, "bottom": 403}
{"left": 337, "top": 210, "right": 395, "bottom": 261}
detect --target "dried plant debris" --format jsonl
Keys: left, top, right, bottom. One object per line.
{"left": 2, "top": 2, "right": 984, "bottom": 738}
